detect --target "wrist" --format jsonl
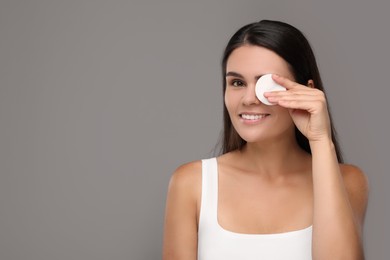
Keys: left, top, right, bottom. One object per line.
{"left": 309, "top": 138, "right": 335, "bottom": 151}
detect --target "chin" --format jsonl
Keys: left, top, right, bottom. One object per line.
{"left": 236, "top": 126, "right": 295, "bottom": 145}
{"left": 237, "top": 132, "right": 272, "bottom": 144}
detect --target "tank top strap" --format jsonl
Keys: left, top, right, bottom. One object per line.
{"left": 199, "top": 158, "right": 218, "bottom": 224}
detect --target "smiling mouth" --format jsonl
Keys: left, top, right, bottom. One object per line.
{"left": 240, "top": 114, "right": 270, "bottom": 120}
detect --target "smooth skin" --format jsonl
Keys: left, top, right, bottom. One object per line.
{"left": 163, "top": 45, "right": 369, "bottom": 260}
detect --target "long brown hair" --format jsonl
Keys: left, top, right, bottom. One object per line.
{"left": 219, "top": 20, "right": 344, "bottom": 163}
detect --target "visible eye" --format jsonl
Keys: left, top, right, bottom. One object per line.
{"left": 230, "top": 79, "right": 245, "bottom": 87}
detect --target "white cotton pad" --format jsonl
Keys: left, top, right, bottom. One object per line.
{"left": 255, "top": 74, "right": 286, "bottom": 105}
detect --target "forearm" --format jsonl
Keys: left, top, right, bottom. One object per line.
{"left": 310, "top": 139, "right": 364, "bottom": 260}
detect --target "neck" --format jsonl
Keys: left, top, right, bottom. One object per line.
{"left": 237, "top": 135, "right": 311, "bottom": 178}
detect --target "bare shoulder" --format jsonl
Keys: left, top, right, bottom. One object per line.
{"left": 169, "top": 160, "right": 202, "bottom": 193}
{"left": 163, "top": 160, "right": 202, "bottom": 259}
{"left": 339, "top": 164, "right": 370, "bottom": 225}
{"left": 339, "top": 164, "right": 369, "bottom": 194}
{"left": 166, "top": 160, "right": 203, "bottom": 209}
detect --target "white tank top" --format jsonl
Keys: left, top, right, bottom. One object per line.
{"left": 198, "top": 158, "right": 313, "bottom": 260}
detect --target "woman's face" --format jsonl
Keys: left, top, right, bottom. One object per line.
{"left": 224, "top": 45, "right": 296, "bottom": 143}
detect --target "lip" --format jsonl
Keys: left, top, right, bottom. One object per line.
{"left": 238, "top": 112, "right": 270, "bottom": 124}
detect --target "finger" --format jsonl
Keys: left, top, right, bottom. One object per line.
{"left": 272, "top": 74, "right": 315, "bottom": 90}
{"left": 267, "top": 97, "right": 324, "bottom": 109}
{"left": 264, "top": 88, "right": 320, "bottom": 97}
{"left": 267, "top": 90, "right": 326, "bottom": 104}
{"left": 276, "top": 99, "right": 327, "bottom": 113}
{"left": 266, "top": 87, "right": 325, "bottom": 102}
{"left": 267, "top": 94, "right": 324, "bottom": 104}
{"left": 265, "top": 89, "right": 325, "bottom": 103}
{"left": 272, "top": 74, "right": 300, "bottom": 90}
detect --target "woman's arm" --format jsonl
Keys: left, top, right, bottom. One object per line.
{"left": 266, "top": 75, "right": 369, "bottom": 259}
{"left": 310, "top": 140, "right": 369, "bottom": 260}
{"left": 162, "top": 161, "right": 201, "bottom": 260}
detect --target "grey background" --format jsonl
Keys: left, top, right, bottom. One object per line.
{"left": 0, "top": 0, "right": 388, "bottom": 259}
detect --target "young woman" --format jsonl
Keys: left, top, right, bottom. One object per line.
{"left": 163, "top": 20, "right": 369, "bottom": 260}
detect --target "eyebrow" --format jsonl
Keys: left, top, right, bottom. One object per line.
{"left": 225, "top": 71, "right": 264, "bottom": 81}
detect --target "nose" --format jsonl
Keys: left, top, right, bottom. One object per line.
{"left": 242, "top": 84, "right": 260, "bottom": 106}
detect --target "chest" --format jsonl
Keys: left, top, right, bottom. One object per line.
{"left": 217, "top": 172, "right": 313, "bottom": 234}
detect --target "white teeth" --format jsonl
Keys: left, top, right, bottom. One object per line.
{"left": 241, "top": 114, "right": 267, "bottom": 120}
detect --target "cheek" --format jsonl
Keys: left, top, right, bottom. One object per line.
{"left": 276, "top": 107, "right": 290, "bottom": 117}
{"left": 224, "top": 91, "right": 233, "bottom": 114}
{"left": 224, "top": 88, "right": 242, "bottom": 109}
{"left": 275, "top": 108, "right": 295, "bottom": 126}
